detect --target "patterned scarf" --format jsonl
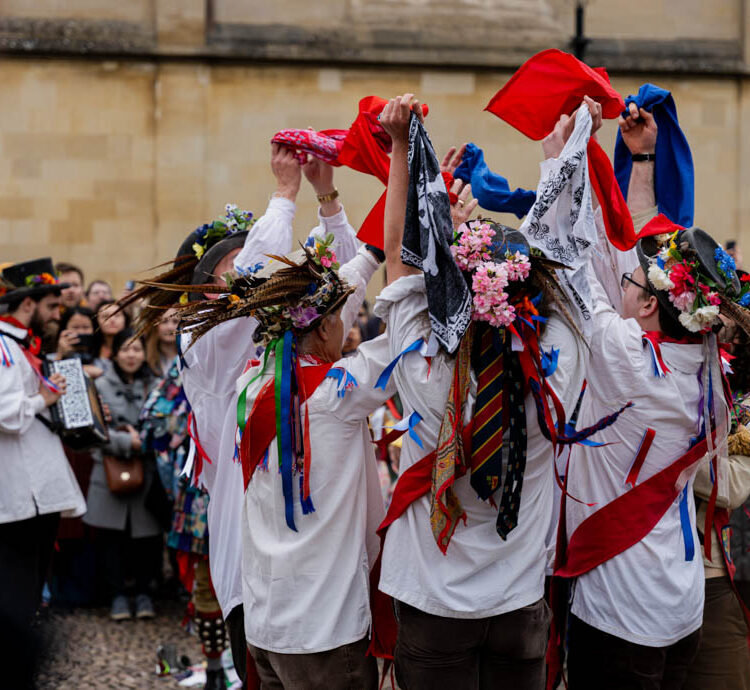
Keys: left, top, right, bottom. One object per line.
{"left": 401, "top": 116, "right": 472, "bottom": 354}
{"left": 430, "top": 324, "right": 474, "bottom": 552}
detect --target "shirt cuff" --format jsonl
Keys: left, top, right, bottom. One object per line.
{"left": 31, "top": 394, "right": 46, "bottom": 414}
{"left": 267, "top": 196, "right": 296, "bottom": 216}
{"left": 317, "top": 204, "right": 349, "bottom": 232}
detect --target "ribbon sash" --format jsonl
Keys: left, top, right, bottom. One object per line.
{"left": 239, "top": 362, "right": 333, "bottom": 491}
{"left": 555, "top": 434, "right": 712, "bottom": 578}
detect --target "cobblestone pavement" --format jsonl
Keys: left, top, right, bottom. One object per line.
{"left": 35, "top": 600, "right": 204, "bottom": 689}
{"left": 34, "top": 601, "right": 399, "bottom": 689}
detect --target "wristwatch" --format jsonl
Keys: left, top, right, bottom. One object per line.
{"left": 316, "top": 189, "right": 339, "bottom": 204}
{"left": 631, "top": 153, "right": 656, "bottom": 162}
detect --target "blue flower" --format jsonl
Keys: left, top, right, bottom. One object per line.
{"left": 305, "top": 236, "right": 315, "bottom": 248}
{"left": 715, "top": 246, "right": 736, "bottom": 280}
{"left": 739, "top": 292, "right": 750, "bottom": 307}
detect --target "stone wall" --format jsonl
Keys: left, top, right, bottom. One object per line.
{"left": 1, "top": 0, "right": 749, "bottom": 296}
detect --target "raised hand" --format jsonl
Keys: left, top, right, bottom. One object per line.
{"left": 270, "top": 142, "right": 302, "bottom": 202}
{"left": 379, "top": 93, "right": 424, "bottom": 147}
{"left": 450, "top": 180, "right": 478, "bottom": 229}
{"left": 302, "top": 155, "right": 335, "bottom": 197}
{"left": 619, "top": 102, "right": 658, "bottom": 155}
{"left": 440, "top": 144, "right": 467, "bottom": 175}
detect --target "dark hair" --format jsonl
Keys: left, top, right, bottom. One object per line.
{"left": 635, "top": 283, "right": 692, "bottom": 340}
{"left": 55, "top": 262, "right": 84, "bottom": 282}
{"left": 111, "top": 328, "right": 150, "bottom": 381}
{"left": 6, "top": 288, "right": 63, "bottom": 315}
{"left": 92, "top": 300, "right": 131, "bottom": 359}
{"left": 59, "top": 305, "right": 95, "bottom": 332}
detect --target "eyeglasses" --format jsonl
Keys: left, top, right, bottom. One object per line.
{"left": 620, "top": 272, "right": 653, "bottom": 294}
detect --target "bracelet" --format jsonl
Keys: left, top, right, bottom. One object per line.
{"left": 631, "top": 153, "right": 656, "bottom": 162}
{"left": 316, "top": 189, "right": 339, "bottom": 204}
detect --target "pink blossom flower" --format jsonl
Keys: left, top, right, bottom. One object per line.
{"left": 669, "top": 290, "right": 695, "bottom": 312}
{"left": 320, "top": 255, "right": 333, "bottom": 268}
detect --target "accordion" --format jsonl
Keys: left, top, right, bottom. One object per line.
{"left": 42, "top": 357, "right": 109, "bottom": 450}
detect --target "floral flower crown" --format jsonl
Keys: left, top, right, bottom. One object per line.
{"left": 451, "top": 219, "right": 532, "bottom": 328}
{"left": 24, "top": 272, "right": 59, "bottom": 287}
{"left": 175, "top": 233, "right": 354, "bottom": 348}
{"left": 191, "top": 203, "right": 255, "bottom": 260}
{"left": 645, "top": 232, "right": 750, "bottom": 333}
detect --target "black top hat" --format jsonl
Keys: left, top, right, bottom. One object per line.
{"left": 487, "top": 223, "right": 531, "bottom": 261}
{"left": 0, "top": 257, "right": 69, "bottom": 304}
{"left": 192, "top": 231, "right": 250, "bottom": 285}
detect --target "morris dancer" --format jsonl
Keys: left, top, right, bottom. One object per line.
{"left": 0, "top": 259, "right": 85, "bottom": 688}
{"left": 556, "top": 131, "right": 750, "bottom": 690}
{"left": 372, "top": 95, "right": 622, "bottom": 690}
{"left": 170, "top": 231, "right": 391, "bottom": 687}
{"left": 124, "top": 145, "right": 361, "bottom": 685}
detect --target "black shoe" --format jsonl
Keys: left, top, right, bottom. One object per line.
{"left": 204, "top": 667, "right": 227, "bottom": 690}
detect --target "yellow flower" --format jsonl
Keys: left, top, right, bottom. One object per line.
{"left": 179, "top": 292, "right": 188, "bottom": 305}
{"left": 192, "top": 242, "right": 205, "bottom": 259}
{"left": 227, "top": 294, "right": 240, "bottom": 308}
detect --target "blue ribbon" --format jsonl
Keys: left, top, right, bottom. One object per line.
{"left": 679, "top": 485, "right": 695, "bottom": 561}
{"left": 375, "top": 338, "right": 423, "bottom": 390}
{"left": 176, "top": 333, "right": 188, "bottom": 370}
{"left": 299, "top": 474, "right": 315, "bottom": 515}
{"left": 540, "top": 347, "right": 560, "bottom": 378}
{"left": 276, "top": 331, "right": 297, "bottom": 532}
{"left": 325, "top": 367, "right": 359, "bottom": 398}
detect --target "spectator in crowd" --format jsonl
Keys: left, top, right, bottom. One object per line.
{"left": 145, "top": 308, "right": 179, "bottom": 377}
{"left": 342, "top": 321, "right": 362, "bottom": 356}
{"left": 726, "top": 240, "right": 743, "bottom": 269}
{"left": 55, "top": 262, "right": 85, "bottom": 310}
{"left": 83, "top": 328, "right": 160, "bottom": 621}
{"left": 54, "top": 305, "right": 103, "bottom": 379}
{"left": 357, "top": 299, "right": 382, "bottom": 341}
{"left": 92, "top": 300, "right": 129, "bottom": 368}
{"left": 140, "top": 344, "right": 230, "bottom": 690}
{"left": 0, "top": 258, "right": 85, "bottom": 688}
{"left": 85, "top": 279, "right": 113, "bottom": 311}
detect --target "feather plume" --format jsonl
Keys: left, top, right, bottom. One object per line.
{"left": 720, "top": 296, "right": 750, "bottom": 337}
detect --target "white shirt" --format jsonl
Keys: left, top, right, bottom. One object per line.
{"left": 374, "top": 274, "right": 584, "bottom": 618}
{"left": 181, "top": 196, "right": 360, "bottom": 618}
{"left": 0, "top": 320, "right": 86, "bottom": 524}
{"left": 566, "top": 273, "right": 705, "bottom": 647}
{"left": 238, "top": 257, "right": 393, "bottom": 654}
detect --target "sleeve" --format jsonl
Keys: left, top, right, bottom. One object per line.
{"left": 233, "top": 197, "right": 296, "bottom": 273}
{"left": 374, "top": 274, "right": 456, "bottom": 426}
{"left": 308, "top": 204, "right": 360, "bottom": 265}
{"left": 0, "top": 362, "right": 45, "bottom": 435}
{"left": 337, "top": 247, "right": 381, "bottom": 339}
{"left": 316, "top": 334, "right": 398, "bottom": 423}
{"left": 694, "top": 451, "right": 750, "bottom": 510}
{"left": 578, "top": 262, "right": 647, "bottom": 404}
{"left": 102, "top": 429, "right": 134, "bottom": 458}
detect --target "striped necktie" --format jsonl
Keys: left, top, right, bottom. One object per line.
{"left": 470, "top": 324, "right": 505, "bottom": 500}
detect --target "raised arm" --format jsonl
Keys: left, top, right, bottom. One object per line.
{"left": 379, "top": 93, "right": 423, "bottom": 286}
{"left": 303, "top": 158, "right": 360, "bottom": 265}
{"left": 619, "top": 102, "right": 658, "bottom": 221}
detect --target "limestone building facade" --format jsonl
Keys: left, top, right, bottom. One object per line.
{"left": 1, "top": 0, "right": 749, "bottom": 292}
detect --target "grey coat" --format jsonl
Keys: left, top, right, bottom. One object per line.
{"left": 82, "top": 366, "right": 161, "bottom": 539}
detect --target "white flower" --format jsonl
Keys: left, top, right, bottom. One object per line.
{"left": 648, "top": 263, "right": 674, "bottom": 291}
{"left": 669, "top": 290, "right": 695, "bottom": 312}
{"left": 678, "top": 305, "right": 719, "bottom": 332}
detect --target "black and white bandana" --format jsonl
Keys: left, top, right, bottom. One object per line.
{"left": 401, "top": 116, "right": 472, "bottom": 354}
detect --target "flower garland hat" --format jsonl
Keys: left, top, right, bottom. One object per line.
{"left": 0, "top": 257, "right": 69, "bottom": 304}
{"left": 636, "top": 214, "right": 750, "bottom": 335}
{"left": 166, "top": 233, "right": 354, "bottom": 347}
{"left": 118, "top": 203, "right": 255, "bottom": 336}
